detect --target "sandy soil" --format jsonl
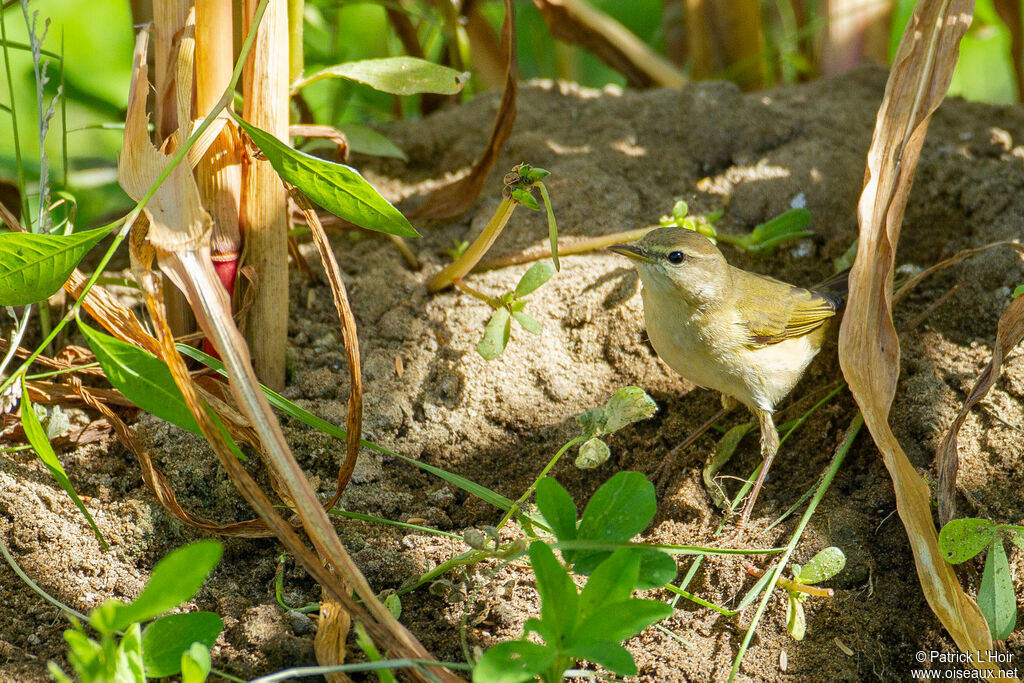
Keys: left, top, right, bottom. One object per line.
{"left": 2, "top": 65, "right": 1024, "bottom": 682}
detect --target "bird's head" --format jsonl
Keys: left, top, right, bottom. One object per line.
{"left": 610, "top": 227, "right": 731, "bottom": 307}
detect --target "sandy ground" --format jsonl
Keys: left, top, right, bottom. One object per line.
{"left": 2, "top": 65, "right": 1024, "bottom": 681}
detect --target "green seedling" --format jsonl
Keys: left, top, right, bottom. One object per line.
{"left": 939, "top": 518, "right": 1024, "bottom": 640}
{"left": 535, "top": 472, "right": 676, "bottom": 589}
{"left": 781, "top": 546, "right": 846, "bottom": 641}
{"left": 476, "top": 261, "right": 555, "bottom": 360}
{"left": 1013, "top": 284, "right": 1023, "bottom": 297}
{"left": 48, "top": 540, "right": 223, "bottom": 683}
{"left": 443, "top": 239, "right": 470, "bottom": 261}
{"left": 660, "top": 199, "right": 812, "bottom": 253}
{"left": 574, "top": 386, "right": 658, "bottom": 469}
{"left": 473, "top": 543, "right": 672, "bottom": 682}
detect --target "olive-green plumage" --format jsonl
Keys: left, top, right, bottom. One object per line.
{"left": 611, "top": 227, "right": 844, "bottom": 532}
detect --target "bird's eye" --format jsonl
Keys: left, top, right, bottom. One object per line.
{"left": 667, "top": 251, "right": 685, "bottom": 264}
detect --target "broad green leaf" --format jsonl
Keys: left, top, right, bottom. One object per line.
{"left": 0, "top": 225, "right": 109, "bottom": 305}
{"left": 786, "top": 594, "right": 806, "bottom": 641}
{"left": 1009, "top": 529, "right": 1024, "bottom": 552}
{"left": 529, "top": 541, "right": 579, "bottom": 639}
{"left": 473, "top": 641, "right": 556, "bottom": 683}
{"left": 143, "top": 612, "right": 222, "bottom": 677}
{"left": 79, "top": 318, "right": 201, "bottom": 435}
{"left": 575, "top": 437, "right": 610, "bottom": 469}
{"left": 341, "top": 124, "right": 408, "bottom": 161}
{"left": 572, "top": 547, "right": 676, "bottom": 590}
{"left": 298, "top": 57, "right": 469, "bottom": 96}
{"left": 511, "top": 310, "right": 541, "bottom": 335}
{"left": 750, "top": 208, "right": 811, "bottom": 245}
{"left": 602, "top": 386, "right": 658, "bottom": 435}
{"left": 571, "top": 598, "right": 671, "bottom": 645}
{"left": 535, "top": 477, "right": 577, "bottom": 543}
{"left": 384, "top": 593, "right": 402, "bottom": 619}
{"left": 514, "top": 261, "right": 555, "bottom": 298}
{"left": 796, "top": 547, "right": 846, "bottom": 585}
{"left": 477, "top": 307, "right": 511, "bottom": 360}
{"left": 979, "top": 540, "right": 1016, "bottom": 640}
{"left": 577, "top": 472, "right": 656, "bottom": 544}
{"left": 105, "top": 541, "right": 222, "bottom": 632}
{"left": 938, "top": 518, "right": 996, "bottom": 564}
{"left": 538, "top": 182, "right": 559, "bottom": 271}
{"left": 578, "top": 549, "right": 640, "bottom": 621}
{"left": 20, "top": 379, "right": 108, "bottom": 549}
{"left": 181, "top": 643, "right": 212, "bottom": 683}
{"left": 564, "top": 641, "right": 636, "bottom": 676}
{"left": 234, "top": 115, "right": 419, "bottom": 238}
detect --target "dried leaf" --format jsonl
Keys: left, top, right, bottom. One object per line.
{"left": 936, "top": 294, "right": 1024, "bottom": 524}
{"left": 314, "top": 599, "right": 353, "bottom": 683}
{"left": 412, "top": 0, "right": 517, "bottom": 219}
{"left": 533, "top": 0, "right": 685, "bottom": 88}
{"left": 837, "top": 2, "right": 1006, "bottom": 675}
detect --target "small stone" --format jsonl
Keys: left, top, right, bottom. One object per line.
{"left": 286, "top": 609, "right": 316, "bottom": 636}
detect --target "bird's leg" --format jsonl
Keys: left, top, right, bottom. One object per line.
{"left": 734, "top": 409, "right": 780, "bottom": 530}
{"left": 654, "top": 394, "right": 737, "bottom": 491}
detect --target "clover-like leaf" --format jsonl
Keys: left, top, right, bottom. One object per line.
{"left": 602, "top": 386, "right": 658, "bottom": 435}
{"left": 512, "top": 311, "right": 542, "bottom": 335}
{"left": 938, "top": 518, "right": 997, "bottom": 564}
{"left": 795, "top": 547, "right": 846, "bottom": 585}
{"left": 514, "top": 261, "right": 555, "bottom": 299}
{"left": 575, "top": 437, "right": 611, "bottom": 469}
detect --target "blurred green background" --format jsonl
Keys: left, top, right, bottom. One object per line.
{"left": 0, "top": 0, "right": 1018, "bottom": 231}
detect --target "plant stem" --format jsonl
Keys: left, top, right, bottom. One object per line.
{"left": 742, "top": 562, "right": 833, "bottom": 597}
{"left": 473, "top": 225, "right": 657, "bottom": 272}
{"left": 727, "top": 412, "right": 863, "bottom": 682}
{"left": 496, "top": 435, "right": 586, "bottom": 531}
{"left": 453, "top": 278, "right": 500, "bottom": 308}
{"left": 428, "top": 197, "right": 516, "bottom": 292}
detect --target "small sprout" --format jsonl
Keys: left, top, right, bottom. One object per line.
{"left": 575, "top": 437, "right": 611, "bottom": 469}
{"left": 475, "top": 262, "right": 556, "bottom": 359}
{"left": 383, "top": 593, "right": 402, "bottom": 620}
{"left": 510, "top": 187, "right": 540, "bottom": 210}
{"left": 771, "top": 547, "right": 846, "bottom": 642}
{"left": 443, "top": 239, "right": 469, "bottom": 261}
{"left": 792, "top": 546, "right": 846, "bottom": 585}
{"left": 463, "top": 529, "right": 488, "bottom": 550}
{"left": 1013, "top": 284, "right": 1023, "bottom": 298}
{"left": 659, "top": 199, "right": 813, "bottom": 254}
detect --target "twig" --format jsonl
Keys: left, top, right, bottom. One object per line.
{"left": 473, "top": 225, "right": 657, "bottom": 272}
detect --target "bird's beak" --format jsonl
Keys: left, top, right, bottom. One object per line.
{"left": 608, "top": 244, "right": 653, "bottom": 263}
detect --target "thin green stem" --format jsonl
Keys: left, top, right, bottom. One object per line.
{"left": 727, "top": 412, "right": 863, "bottom": 682}
{"left": 0, "top": 0, "right": 271, "bottom": 397}
{"left": 663, "top": 584, "right": 739, "bottom": 616}
{"left": 396, "top": 549, "right": 486, "bottom": 596}
{"left": 496, "top": 435, "right": 586, "bottom": 531}
{"left": 474, "top": 225, "right": 658, "bottom": 272}
{"left": 428, "top": 197, "right": 516, "bottom": 292}
{"left": 24, "top": 362, "right": 100, "bottom": 380}
{"left": 453, "top": 278, "right": 500, "bottom": 308}
{"left": 0, "top": 531, "right": 88, "bottom": 621}
{"left": 0, "top": 5, "right": 29, "bottom": 225}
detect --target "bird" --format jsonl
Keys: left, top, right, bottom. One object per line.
{"left": 610, "top": 227, "right": 845, "bottom": 532}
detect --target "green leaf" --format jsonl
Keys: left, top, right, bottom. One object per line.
{"left": 1009, "top": 529, "right": 1024, "bottom": 553}
{"left": 117, "top": 622, "right": 146, "bottom": 683}
{"left": 735, "top": 569, "right": 774, "bottom": 611}
{"left": 577, "top": 472, "right": 656, "bottom": 544}
{"left": 340, "top": 124, "right": 408, "bottom": 161}
{"left": 750, "top": 208, "right": 811, "bottom": 243}
{"left": 535, "top": 477, "right": 577, "bottom": 543}
{"left": 0, "top": 225, "right": 109, "bottom": 305}
{"left": 19, "top": 379, "right": 108, "bottom": 549}
{"left": 473, "top": 641, "right": 557, "bottom": 683}
{"left": 515, "top": 261, "right": 555, "bottom": 298}
{"left": 529, "top": 541, "right": 579, "bottom": 640}
{"left": 795, "top": 547, "right": 846, "bottom": 585}
{"left": 181, "top": 643, "right": 212, "bottom": 683}
{"left": 564, "top": 641, "right": 636, "bottom": 676}
{"left": 602, "top": 386, "right": 658, "bottom": 435}
{"left": 104, "top": 541, "right": 222, "bottom": 632}
{"left": 538, "top": 182, "right": 559, "bottom": 271}
{"left": 938, "top": 518, "right": 997, "bottom": 564}
{"left": 477, "top": 307, "right": 511, "bottom": 360}
{"left": 979, "top": 539, "right": 1016, "bottom": 640}
{"left": 786, "top": 594, "right": 806, "bottom": 641}
{"left": 571, "top": 598, "right": 671, "bottom": 645}
{"left": 1013, "top": 284, "right": 1024, "bottom": 298}
{"left": 576, "top": 407, "right": 605, "bottom": 440}
{"left": 574, "top": 437, "right": 611, "bottom": 469}
{"left": 298, "top": 57, "right": 469, "bottom": 96}
{"left": 578, "top": 549, "right": 640, "bottom": 621}
{"left": 571, "top": 547, "right": 676, "bottom": 590}
{"left": 142, "top": 612, "right": 223, "bottom": 677}
{"left": 79, "top": 318, "right": 201, "bottom": 435}
{"left": 511, "top": 310, "right": 541, "bottom": 335}
{"left": 510, "top": 187, "right": 540, "bottom": 211}
{"left": 384, "top": 593, "right": 402, "bottom": 619}
{"left": 233, "top": 115, "right": 419, "bottom": 238}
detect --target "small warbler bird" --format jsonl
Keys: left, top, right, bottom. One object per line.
{"left": 611, "top": 227, "right": 844, "bottom": 530}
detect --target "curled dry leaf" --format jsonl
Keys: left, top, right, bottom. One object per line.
{"left": 314, "top": 599, "right": 353, "bottom": 683}
{"left": 837, "top": 1, "right": 1008, "bottom": 677}
{"left": 532, "top": 0, "right": 686, "bottom": 89}
{"left": 936, "top": 294, "right": 1024, "bottom": 525}
{"left": 412, "top": 0, "right": 517, "bottom": 219}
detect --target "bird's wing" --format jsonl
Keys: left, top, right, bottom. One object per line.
{"left": 735, "top": 270, "right": 841, "bottom": 347}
